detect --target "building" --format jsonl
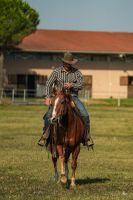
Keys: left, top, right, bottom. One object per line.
{"left": 4, "top": 29, "right": 133, "bottom": 98}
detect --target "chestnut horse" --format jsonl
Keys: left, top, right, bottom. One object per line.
{"left": 48, "top": 90, "right": 86, "bottom": 187}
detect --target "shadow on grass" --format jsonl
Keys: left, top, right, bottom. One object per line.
{"left": 76, "top": 177, "right": 110, "bottom": 185}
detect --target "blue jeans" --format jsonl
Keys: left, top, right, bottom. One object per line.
{"left": 43, "top": 106, "right": 53, "bottom": 130}
{"left": 43, "top": 96, "right": 90, "bottom": 130}
{"left": 72, "top": 96, "right": 90, "bottom": 129}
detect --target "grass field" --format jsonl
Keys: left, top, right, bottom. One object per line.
{"left": 0, "top": 104, "right": 133, "bottom": 200}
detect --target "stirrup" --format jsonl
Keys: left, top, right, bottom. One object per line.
{"left": 38, "top": 135, "right": 46, "bottom": 146}
{"left": 84, "top": 136, "right": 94, "bottom": 151}
{"left": 86, "top": 142, "right": 94, "bottom": 151}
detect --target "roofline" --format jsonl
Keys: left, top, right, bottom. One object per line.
{"left": 37, "top": 28, "right": 133, "bottom": 34}
{"left": 16, "top": 48, "right": 133, "bottom": 55}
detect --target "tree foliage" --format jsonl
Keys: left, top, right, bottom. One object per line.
{"left": 0, "top": 0, "right": 40, "bottom": 47}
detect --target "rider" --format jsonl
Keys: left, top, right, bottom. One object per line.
{"left": 38, "top": 52, "right": 94, "bottom": 148}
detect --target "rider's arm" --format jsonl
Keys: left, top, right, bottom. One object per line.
{"left": 44, "top": 70, "right": 57, "bottom": 98}
{"left": 72, "top": 70, "right": 83, "bottom": 90}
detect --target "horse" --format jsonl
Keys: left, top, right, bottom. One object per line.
{"left": 47, "top": 89, "right": 86, "bottom": 187}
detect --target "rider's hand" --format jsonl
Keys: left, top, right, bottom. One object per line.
{"left": 44, "top": 98, "right": 52, "bottom": 106}
{"left": 64, "top": 83, "right": 73, "bottom": 89}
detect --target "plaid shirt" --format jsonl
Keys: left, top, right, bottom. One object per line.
{"left": 44, "top": 66, "right": 83, "bottom": 98}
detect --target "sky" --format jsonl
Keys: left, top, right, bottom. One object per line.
{"left": 26, "top": 0, "right": 133, "bottom": 32}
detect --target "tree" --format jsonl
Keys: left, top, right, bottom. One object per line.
{"left": 0, "top": 0, "right": 39, "bottom": 88}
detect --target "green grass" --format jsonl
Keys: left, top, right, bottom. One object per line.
{"left": 0, "top": 105, "right": 133, "bottom": 200}
{"left": 1, "top": 97, "right": 133, "bottom": 107}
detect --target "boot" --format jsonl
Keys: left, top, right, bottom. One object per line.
{"left": 38, "top": 134, "right": 46, "bottom": 146}
{"left": 87, "top": 136, "right": 94, "bottom": 151}
{"left": 83, "top": 129, "right": 94, "bottom": 150}
{"left": 38, "top": 126, "right": 50, "bottom": 147}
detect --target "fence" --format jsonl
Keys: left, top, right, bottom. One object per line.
{"left": 0, "top": 88, "right": 42, "bottom": 104}
{"left": 0, "top": 88, "right": 90, "bottom": 104}
{"left": 0, "top": 88, "right": 132, "bottom": 107}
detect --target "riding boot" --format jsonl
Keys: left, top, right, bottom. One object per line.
{"left": 83, "top": 128, "right": 94, "bottom": 150}
{"left": 38, "top": 126, "right": 50, "bottom": 147}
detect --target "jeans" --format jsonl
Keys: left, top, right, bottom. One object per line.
{"left": 43, "top": 106, "right": 53, "bottom": 130}
{"left": 43, "top": 96, "right": 90, "bottom": 130}
{"left": 72, "top": 96, "right": 90, "bottom": 129}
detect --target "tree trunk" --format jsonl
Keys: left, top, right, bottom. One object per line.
{"left": 0, "top": 51, "right": 4, "bottom": 89}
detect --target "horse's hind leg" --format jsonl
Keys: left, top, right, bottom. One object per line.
{"left": 71, "top": 145, "right": 80, "bottom": 187}
{"left": 52, "top": 156, "right": 59, "bottom": 181}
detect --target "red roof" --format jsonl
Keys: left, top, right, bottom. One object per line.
{"left": 18, "top": 29, "right": 133, "bottom": 54}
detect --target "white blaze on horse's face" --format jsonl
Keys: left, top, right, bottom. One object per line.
{"left": 51, "top": 97, "right": 59, "bottom": 120}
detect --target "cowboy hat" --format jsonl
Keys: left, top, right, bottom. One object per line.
{"left": 61, "top": 52, "right": 78, "bottom": 64}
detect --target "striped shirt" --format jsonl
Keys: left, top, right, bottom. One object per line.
{"left": 44, "top": 66, "right": 83, "bottom": 98}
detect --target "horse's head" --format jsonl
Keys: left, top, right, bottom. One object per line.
{"left": 50, "top": 89, "right": 72, "bottom": 124}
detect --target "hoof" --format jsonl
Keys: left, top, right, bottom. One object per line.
{"left": 60, "top": 174, "right": 67, "bottom": 184}
{"left": 70, "top": 179, "right": 76, "bottom": 188}
{"left": 70, "top": 183, "right": 76, "bottom": 188}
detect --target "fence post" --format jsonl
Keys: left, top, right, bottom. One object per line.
{"left": 24, "top": 89, "right": 26, "bottom": 102}
{"left": 12, "top": 89, "right": 15, "bottom": 102}
{"left": 84, "top": 89, "right": 90, "bottom": 107}
{"left": 0, "top": 88, "right": 4, "bottom": 99}
{"left": 117, "top": 97, "right": 121, "bottom": 107}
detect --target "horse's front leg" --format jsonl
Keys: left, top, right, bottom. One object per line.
{"left": 56, "top": 145, "right": 67, "bottom": 184}
{"left": 64, "top": 147, "right": 72, "bottom": 180}
{"left": 52, "top": 156, "right": 59, "bottom": 181}
{"left": 71, "top": 145, "right": 80, "bottom": 187}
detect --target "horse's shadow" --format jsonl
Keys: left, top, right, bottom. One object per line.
{"left": 76, "top": 177, "right": 110, "bottom": 185}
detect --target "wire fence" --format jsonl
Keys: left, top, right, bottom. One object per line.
{"left": 0, "top": 88, "right": 132, "bottom": 107}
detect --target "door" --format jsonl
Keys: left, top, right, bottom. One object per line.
{"left": 27, "top": 75, "right": 36, "bottom": 97}
{"left": 128, "top": 76, "right": 133, "bottom": 98}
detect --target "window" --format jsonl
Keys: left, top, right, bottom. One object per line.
{"left": 111, "top": 55, "right": 124, "bottom": 62}
{"left": 83, "top": 75, "right": 92, "bottom": 86}
{"left": 120, "top": 76, "right": 133, "bottom": 86}
{"left": 37, "top": 75, "right": 47, "bottom": 84}
{"left": 75, "top": 54, "right": 91, "bottom": 61}
{"left": 128, "top": 76, "right": 133, "bottom": 85}
{"left": 75, "top": 53, "right": 108, "bottom": 62}
{"left": 8, "top": 74, "right": 17, "bottom": 85}
{"left": 125, "top": 55, "right": 133, "bottom": 63}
